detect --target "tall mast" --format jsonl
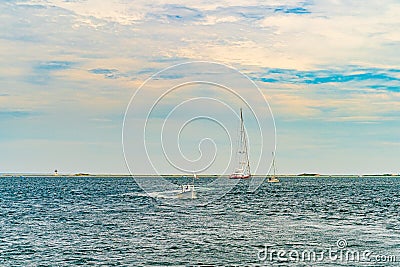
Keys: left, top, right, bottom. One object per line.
{"left": 272, "top": 152, "right": 276, "bottom": 176}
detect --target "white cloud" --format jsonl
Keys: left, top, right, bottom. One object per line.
{"left": 20, "top": 0, "right": 145, "bottom": 25}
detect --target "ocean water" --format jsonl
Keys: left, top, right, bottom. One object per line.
{"left": 0, "top": 176, "right": 399, "bottom": 266}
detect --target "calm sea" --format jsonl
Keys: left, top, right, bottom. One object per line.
{"left": 0, "top": 176, "right": 399, "bottom": 266}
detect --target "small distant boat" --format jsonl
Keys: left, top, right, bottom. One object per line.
{"left": 267, "top": 152, "right": 280, "bottom": 183}
{"left": 177, "top": 174, "right": 197, "bottom": 199}
{"left": 230, "top": 108, "right": 251, "bottom": 179}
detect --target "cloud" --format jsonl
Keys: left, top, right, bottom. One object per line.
{"left": 368, "top": 85, "right": 400, "bottom": 92}
{"left": 20, "top": 0, "right": 145, "bottom": 26}
{"left": 35, "top": 61, "right": 75, "bottom": 71}
{"left": 89, "top": 68, "right": 126, "bottom": 79}
{"left": 274, "top": 6, "right": 310, "bottom": 14}
{"left": 260, "top": 1, "right": 400, "bottom": 68}
{"left": 146, "top": 4, "right": 204, "bottom": 23}
{"left": 24, "top": 61, "right": 77, "bottom": 85}
{"left": 258, "top": 67, "right": 400, "bottom": 86}
{"left": 265, "top": 82, "right": 400, "bottom": 123}
{"left": 0, "top": 110, "right": 36, "bottom": 118}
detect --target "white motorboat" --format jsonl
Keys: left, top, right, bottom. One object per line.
{"left": 177, "top": 174, "right": 197, "bottom": 199}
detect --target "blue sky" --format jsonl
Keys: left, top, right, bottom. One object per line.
{"left": 0, "top": 0, "right": 399, "bottom": 174}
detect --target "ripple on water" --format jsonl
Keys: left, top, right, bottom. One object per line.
{"left": 0, "top": 176, "right": 399, "bottom": 266}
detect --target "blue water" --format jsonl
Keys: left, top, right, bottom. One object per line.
{"left": 0, "top": 176, "right": 399, "bottom": 266}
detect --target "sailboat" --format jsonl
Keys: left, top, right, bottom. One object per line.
{"left": 230, "top": 108, "right": 251, "bottom": 179}
{"left": 267, "top": 152, "right": 280, "bottom": 183}
{"left": 177, "top": 173, "right": 197, "bottom": 199}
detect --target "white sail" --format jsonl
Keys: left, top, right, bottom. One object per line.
{"left": 268, "top": 152, "right": 280, "bottom": 183}
{"left": 230, "top": 108, "right": 251, "bottom": 179}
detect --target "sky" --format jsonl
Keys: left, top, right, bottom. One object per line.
{"left": 0, "top": 0, "right": 399, "bottom": 175}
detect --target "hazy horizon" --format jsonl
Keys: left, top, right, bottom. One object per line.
{"left": 1, "top": 0, "right": 399, "bottom": 175}
{"left": 1, "top": 172, "right": 399, "bottom": 176}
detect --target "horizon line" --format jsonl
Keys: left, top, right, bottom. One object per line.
{"left": 1, "top": 173, "right": 399, "bottom": 177}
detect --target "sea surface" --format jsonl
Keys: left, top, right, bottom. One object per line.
{"left": 0, "top": 176, "right": 399, "bottom": 266}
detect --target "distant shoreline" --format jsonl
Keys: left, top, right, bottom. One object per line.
{"left": 1, "top": 174, "right": 399, "bottom": 178}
